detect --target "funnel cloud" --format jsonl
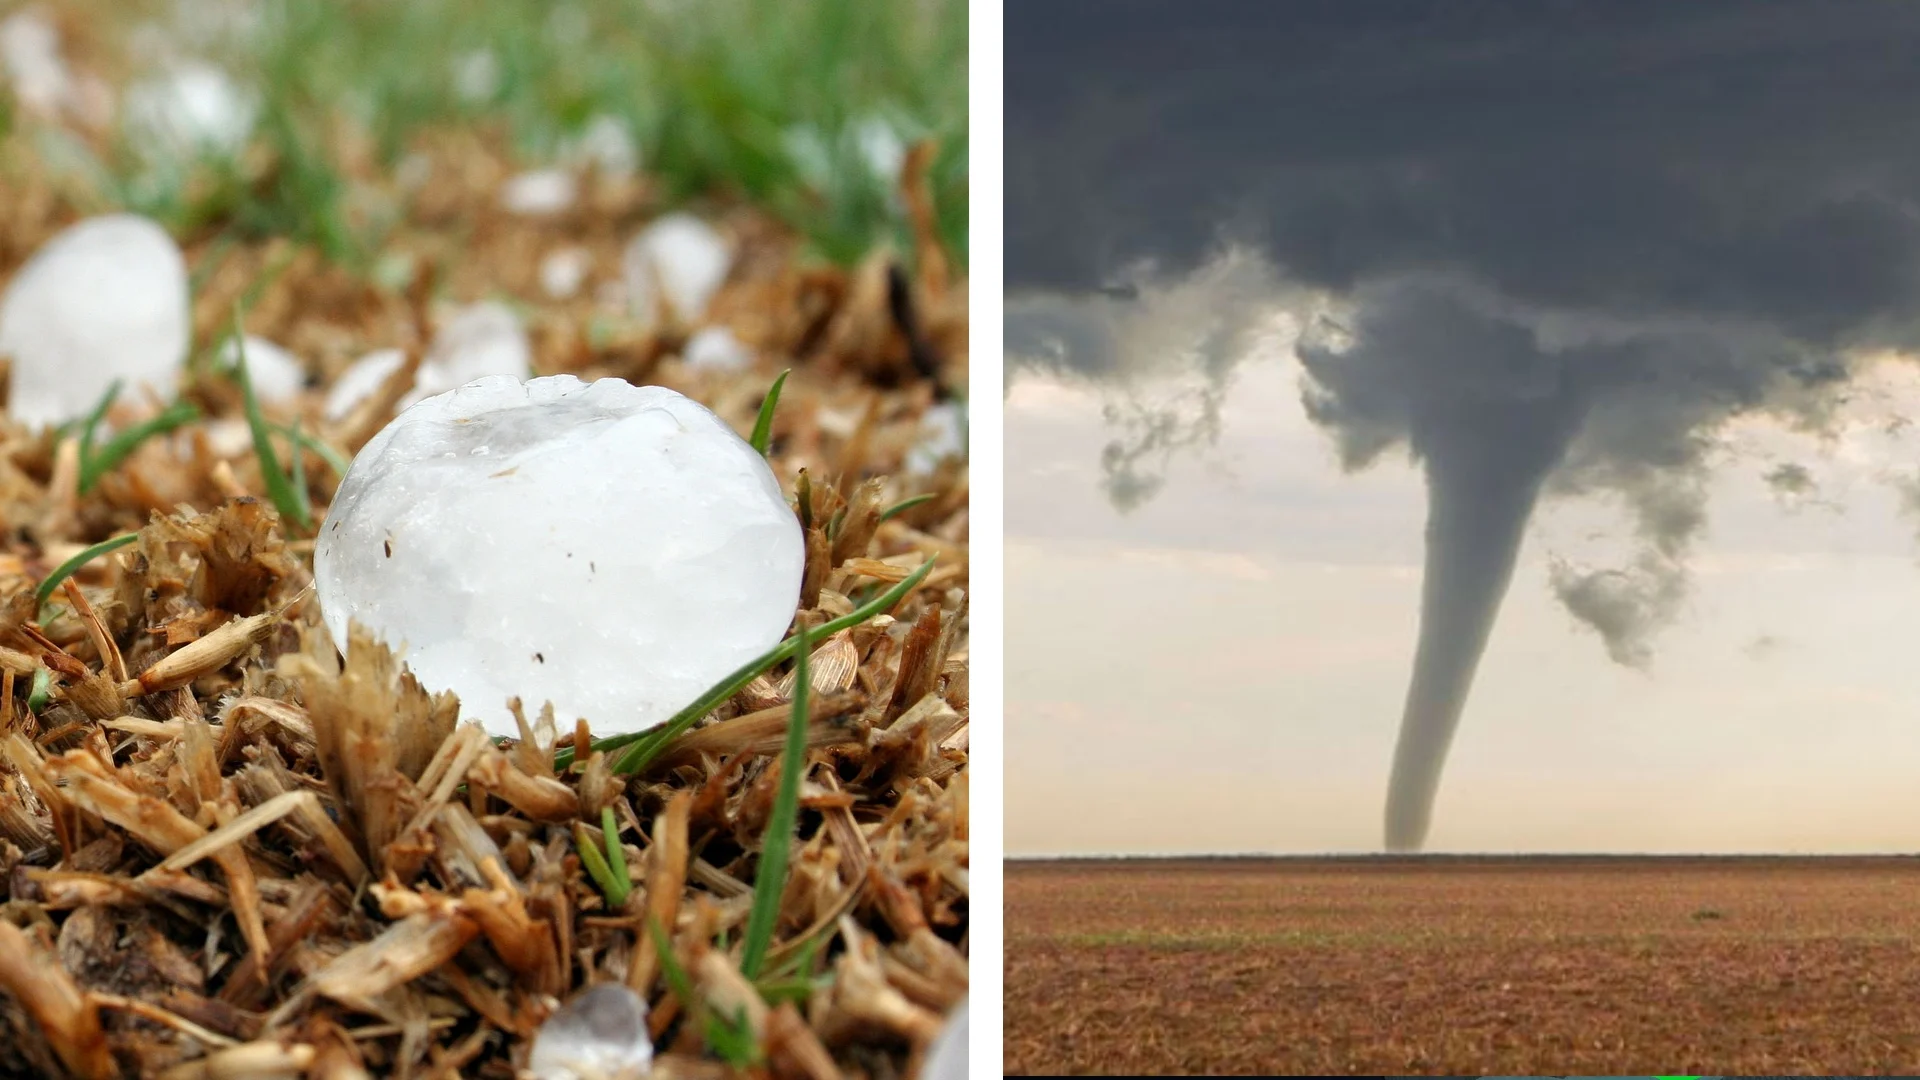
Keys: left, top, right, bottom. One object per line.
{"left": 1008, "top": 0, "right": 1920, "bottom": 849}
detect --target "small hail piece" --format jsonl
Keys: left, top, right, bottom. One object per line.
{"left": 500, "top": 169, "right": 578, "bottom": 217}
{"left": 682, "top": 326, "right": 753, "bottom": 373}
{"left": 623, "top": 213, "right": 732, "bottom": 329}
{"left": 920, "top": 996, "right": 968, "bottom": 1080}
{"left": 0, "top": 214, "right": 188, "bottom": 429}
{"left": 121, "top": 59, "right": 256, "bottom": 163}
{"left": 906, "top": 400, "right": 968, "bottom": 477}
{"left": 313, "top": 375, "right": 804, "bottom": 737}
{"left": 322, "top": 302, "right": 530, "bottom": 422}
{"left": 526, "top": 984, "right": 652, "bottom": 1080}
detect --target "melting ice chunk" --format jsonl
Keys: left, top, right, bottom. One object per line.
{"left": 623, "top": 213, "right": 731, "bottom": 328}
{"left": 313, "top": 375, "right": 804, "bottom": 737}
{"left": 1, "top": 214, "right": 188, "bottom": 429}
{"left": 527, "top": 984, "right": 651, "bottom": 1080}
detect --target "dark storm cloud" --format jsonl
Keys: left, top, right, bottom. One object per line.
{"left": 1010, "top": 0, "right": 1920, "bottom": 339}
{"left": 1008, "top": 0, "right": 1920, "bottom": 850}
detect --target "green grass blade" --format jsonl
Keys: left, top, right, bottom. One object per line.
{"left": 574, "top": 820, "right": 629, "bottom": 907}
{"left": 740, "top": 617, "right": 809, "bottom": 979}
{"left": 878, "top": 493, "right": 935, "bottom": 522}
{"left": 705, "top": 1006, "right": 758, "bottom": 1067}
{"left": 35, "top": 534, "right": 139, "bottom": 610}
{"left": 75, "top": 379, "right": 121, "bottom": 462}
{"left": 26, "top": 668, "right": 49, "bottom": 714}
{"left": 288, "top": 416, "right": 309, "bottom": 504}
{"left": 594, "top": 555, "right": 935, "bottom": 775}
{"left": 648, "top": 914, "right": 698, "bottom": 1008}
{"left": 79, "top": 400, "right": 201, "bottom": 493}
{"left": 274, "top": 422, "right": 351, "bottom": 478}
{"left": 600, "top": 805, "right": 628, "bottom": 893}
{"left": 748, "top": 369, "right": 790, "bottom": 456}
{"left": 234, "top": 323, "right": 314, "bottom": 531}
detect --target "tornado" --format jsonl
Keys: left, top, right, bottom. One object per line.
{"left": 1384, "top": 404, "right": 1574, "bottom": 852}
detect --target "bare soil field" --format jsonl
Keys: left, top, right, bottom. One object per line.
{"left": 1006, "top": 856, "right": 1920, "bottom": 1075}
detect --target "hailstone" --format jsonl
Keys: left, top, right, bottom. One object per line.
{"left": 682, "top": 326, "right": 752, "bottom": 372}
{"left": 526, "top": 984, "right": 651, "bottom": 1080}
{"left": 1, "top": 214, "right": 188, "bottom": 429}
{"left": 922, "top": 997, "right": 968, "bottom": 1080}
{"left": 313, "top": 375, "right": 804, "bottom": 737}
{"left": 623, "top": 213, "right": 730, "bottom": 327}
{"left": 223, "top": 335, "right": 305, "bottom": 403}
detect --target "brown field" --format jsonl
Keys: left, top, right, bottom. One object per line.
{"left": 1006, "top": 856, "right": 1920, "bottom": 1075}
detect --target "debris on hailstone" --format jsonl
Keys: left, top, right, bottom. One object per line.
{"left": 122, "top": 60, "right": 256, "bottom": 161}
{"left": 500, "top": 169, "right": 578, "bottom": 217}
{"left": 682, "top": 326, "right": 752, "bottom": 372}
{"left": 0, "top": 214, "right": 188, "bottom": 429}
{"left": 921, "top": 997, "right": 968, "bottom": 1080}
{"left": 313, "top": 375, "right": 805, "bottom": 737}
{"left": 540, "top": 247, "right": 592, "bottom": 299}
{"left": 526, "top": 984, "right": 652, "bottom": 1080}
{"left": 623, "top": 213, "right": 731, "bottom": 328}
{"left": 221, "top": 334, "right": 305, "bottom": 403}
{"left": 323, "top": 348, "right": 405, "bottom": 423}
{"left": 905, "top": 400, "right": 967, "bottom": 476}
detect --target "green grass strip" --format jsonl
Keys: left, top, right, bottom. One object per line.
{"left": 234, "top": 323, "right": 313, "bottom": 531}
{"left": 79, "top": 400, "right": 201, "bottom": 493}
{"left": 740, "top": 617, "right": 810, "bottom": 979}
{"left": 574, "top": 819, "right": 629, "bottom": 907}
{"left": 649, "top": 914, "right": 698, "bottom": 1008}
{"left": 749, "top": 369, "right": 790, "bottom": 457}
{"left": 274, "top": 422, "right": 351, "bottom": 478}
{"left": 879, "top": 493, "right": 936, "bottom": 522}
{"left": 600, "top": 805, "right": 629, "bottom": 896}
{"left": 26, "top": 668, "right": 49, "bottom": 714}
{"left": 587, "top": 556, "right": 935, "bottom": 775}
{"left": 35, "top": 534, "right": 139, "bottom": 610}
{"left": 74, "top": 380, "right": 119, "bottom": 458}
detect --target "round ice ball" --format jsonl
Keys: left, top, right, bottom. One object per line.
{"left": 1, "top": 214, "right": 189, "bottom": 429}
{"left": 313, "top": 375, "right": 805, "bottom": 737}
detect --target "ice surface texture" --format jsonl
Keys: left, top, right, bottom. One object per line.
{"left": 314, "top": 375, "right": 804, "bottom": 738}
{"left": 1, "top": 214, "right": 188, "bottom": 429}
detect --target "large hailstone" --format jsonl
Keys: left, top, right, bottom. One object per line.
{"left": 1, "top": 214, "right": 189, "bottom": 429}
{"left": 314, "top": 375, "right": 804, "bottom": 737}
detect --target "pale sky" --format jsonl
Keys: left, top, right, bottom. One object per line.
{"left": 1006, "top": 1, "right": 1920, "bottom": 854}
